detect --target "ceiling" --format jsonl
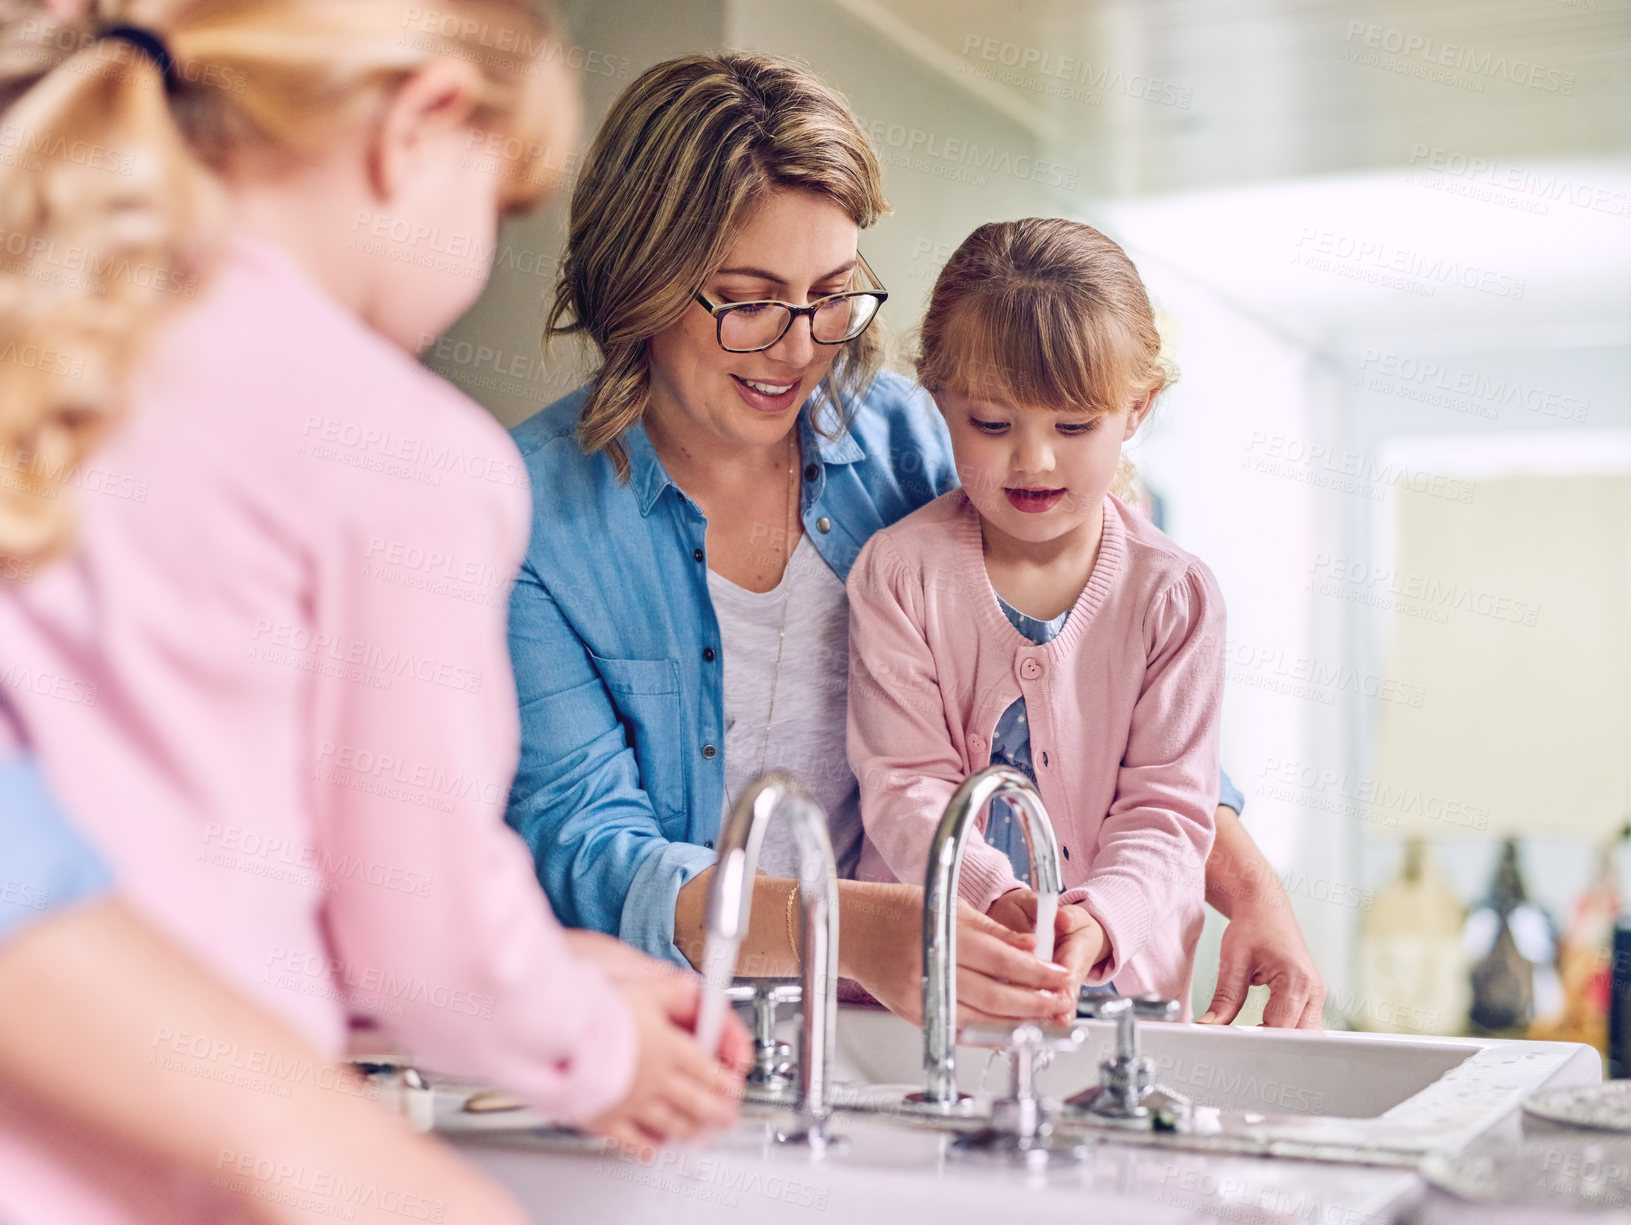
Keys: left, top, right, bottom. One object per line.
{"left": 848, "top": 0, "right": 1631, "bottom": 196}
{"left": 823, "top": 0, "right": 1631, "bottom": 342}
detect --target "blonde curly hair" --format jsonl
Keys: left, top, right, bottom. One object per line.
{"left": 0, "top": 0, "right": 563, "bottom": 566}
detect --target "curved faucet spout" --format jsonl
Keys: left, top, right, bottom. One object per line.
{"left": 698, "top": 773, "right": 840, "bottom": 1138}
{"left": 922, "top": 766, "right": 1064, "bottom": 1107}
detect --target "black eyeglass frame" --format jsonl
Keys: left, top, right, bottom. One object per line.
{"left": 691, "top": 253, "right": 889, "bottom": 353}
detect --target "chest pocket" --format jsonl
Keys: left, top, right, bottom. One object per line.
{"left": 588, "top": 652, "right": 687, "bottom": 826}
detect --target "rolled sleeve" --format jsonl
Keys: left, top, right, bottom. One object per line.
{"left": 1218, "top": 769, "right": 1245, "bottom": 817}
{"left": 508, "top": 562, "right": 716, "bottom": 966}
{"left": 0, "top": 756, "right": 113, "bottom": 947}
{"left": 622, "top": 841, "right": 720, "bottom": 967}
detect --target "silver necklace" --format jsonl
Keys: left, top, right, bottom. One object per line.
{"left": 725, "top": 436, "right": 799, "bottom": 813}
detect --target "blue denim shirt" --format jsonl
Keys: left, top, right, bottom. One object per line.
{"left": 506, "top": 371, "right": 959, "bottom": 964}
{"left": 1, "top": 755, "right": 113, "bottom": 946}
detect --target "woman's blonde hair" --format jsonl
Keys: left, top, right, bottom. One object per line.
{"left": 917, "top": 216, "right": 1173, "bottom": 416}
{"left": 547, "top": 52, "right": 887, "bottom": 483}
{"left": 0, "top": 0, "right": 564, "bottom": 566}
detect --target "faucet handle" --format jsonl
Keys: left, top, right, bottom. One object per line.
{"left": 957, "top": 1021, "right": 1085, "bottom": 1053}
{"left": 724, "top": 979, "right": 803, "bottom": 1097}
{"left": 1076, "top": 991, "right": 1181, "bottom": 1021}
{"left": 723, "top": 979, "right": 803, "bottom": 1006}
{"left": 1076, "top": 991, "right": 1131, "bottom": 1020}
{"left": 1130, "top": 995, "right": 1181, "bottom": 1022}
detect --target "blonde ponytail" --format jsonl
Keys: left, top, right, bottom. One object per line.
{"left": 0, "top": 3, "right": 215, "bottom": 564}
{"left": 0, "top": 0, "right": 563, "bottom": 568}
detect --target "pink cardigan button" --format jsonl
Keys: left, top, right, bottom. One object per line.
{"left": 1020, "top": 657, "right": 1044, "bottom": 680}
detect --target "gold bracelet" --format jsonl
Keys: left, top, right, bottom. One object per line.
{"left": 784, "top": 883, "right": 801, "bottom": 965}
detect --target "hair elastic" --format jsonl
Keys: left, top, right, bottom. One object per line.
{"left": 97, "top": 25, "right": 179, "bottom": 94}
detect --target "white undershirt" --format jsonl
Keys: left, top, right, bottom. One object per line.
{"left": 706, "top": 536, "right": 861, "bottom": 879}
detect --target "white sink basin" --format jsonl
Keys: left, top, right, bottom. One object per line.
{"left": 824, "top": 1005, "right": 1601, "bottom": 1159}
{"left": 442, "top": 1002, "right": 1600, "bottom": 1224}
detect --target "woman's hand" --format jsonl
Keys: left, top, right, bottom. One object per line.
{"left": 840, "top": 882, "right": 1076, "bottom": 1026}
{"left": 1198, "top": 897, "right": 1325, "bottom": 1028}
{"left": 1202, "top": 805, "right": 1326, "bottom": 1028}
{"left": 583, "top": 971, "right": 752, "bottom": 1148}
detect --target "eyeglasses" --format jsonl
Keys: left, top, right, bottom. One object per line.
{"left": 692, "top": 253, "right": 888, "bottom": 353}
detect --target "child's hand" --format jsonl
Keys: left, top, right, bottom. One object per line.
{"left": 1053, "top": 904, "right": 1107, "bottom": 1015}
{"left": 983, "top": 891, "right": 1108, "bottom": 1023}
{"left": 583, "top": 973, "right": 751, "bottom": 1149}
{"left": 986, "top": 888, "right": 1037, "bottom": 935}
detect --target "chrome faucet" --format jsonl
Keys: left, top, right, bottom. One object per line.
{"left": 920, "top": 766, "right": 1065, "bottom": 1108}
{"left": 1065, "top": 994, "right": 1192, "bottom": 1129}
{"left": 699, "top": 773, "right": 840, "bottom": 1146}
{"left": 725, "top": 979, "right": 802, "bottom": 1100}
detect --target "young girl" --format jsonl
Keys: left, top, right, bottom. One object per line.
{"left": 849, "top": 217, "right": 1222, "bottom": 1011}
{"left": 0, "top": 3, "right": 743, "bottom": 1222}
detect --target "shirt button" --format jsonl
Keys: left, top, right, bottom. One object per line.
{"left": 693, "top": 548, "right": 705, "bottom": 562}
{"left": 701, "top": 744, "right": 717, "bottom": 759}
{"left": 804, "top": 464, "right": 819, "bottom": 482}
{"left": 1021, "top": 658, "right": 1044, "bottom": 680}
{"left": 704, "top": 840, "right": 715, "bottom": 850}
{"left": 702, "top": 647, "right": 716, "bottom": 662}
{"left": 815, "top": 517, "right": 832, "bottom": 534}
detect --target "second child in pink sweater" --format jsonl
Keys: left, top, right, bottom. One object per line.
{"left": 849, "top": 218, "right": 1223, "bottom": 1012}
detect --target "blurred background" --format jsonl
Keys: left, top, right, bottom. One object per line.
{"left": 431, "top": 1, "right": 1631, "bottom": 1046}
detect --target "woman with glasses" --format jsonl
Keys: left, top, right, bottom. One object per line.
{"left": 508, "top": 51, "right": 1325, "bottom": 1028}
{"left": 506, "top": 52, "right": 1078, "bottom": 1025}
